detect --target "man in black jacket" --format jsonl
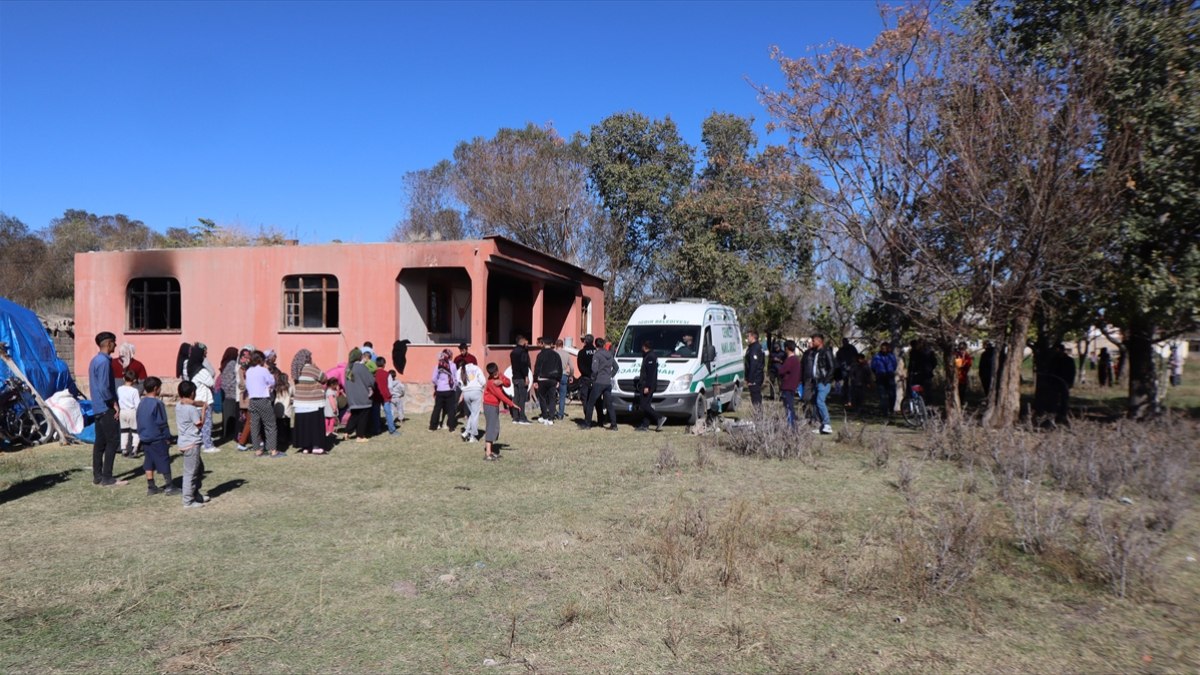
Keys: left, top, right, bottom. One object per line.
{"left": 744, "top": 331, "right": 765, "bottom": 412}
{"left": 533, "top": 337, "right": 563, "bottom": 425}
{"left": 509, "top": 335, "right": 532, "bottom": 424}
{"left": 576, "top": 334, "right": 596, "bottom": 425}
{"left": 636, "top": 340, "right": 664, "bottom": 432}
{"left": 803, "top": 333, "right": 836, "bottom": 434}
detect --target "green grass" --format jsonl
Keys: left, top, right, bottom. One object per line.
{"left": 1, "top": 404, "right": 1197, "bottom": 673}
{"left": 1067, "top": 357, "right": 1200, "bottom": 419}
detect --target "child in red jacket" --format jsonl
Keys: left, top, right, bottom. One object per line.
{"left": 482, "top": 362, "right": 514, "bottom": 461}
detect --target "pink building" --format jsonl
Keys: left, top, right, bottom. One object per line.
{"left": 74, "top": 236, "right": 604, "bottom": 401}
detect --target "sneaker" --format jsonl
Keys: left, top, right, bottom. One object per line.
{"left": 312, "top": 448, "right": 326, "bottom": 454}
{"left": 146, "top": 485, "right": 162, "bottom": 495}
{"left": 820, "top": 425, "right": 833, "bottom": 435}
{"left": 183, "top": 501, "right": 205, "bottom": 509}
{"left": 467, "top": 436, "right": 478, "bottom": 443}
{"left": 162, "top": 487, "right": 181, "bottom": 496}
{"left": 202, "top": 447, "right": 220, "bottom": 454}
{"left": 236, "top": 444, "right": 249, "bottom": 452}
{"left": 655, "top": 418, "right": 665, "bottom": 432}
{"left": 517, "top": 420, "right": 531, "bottom": 426}
{"left": 635, "top": 426, "right": 649, "bottom": 432}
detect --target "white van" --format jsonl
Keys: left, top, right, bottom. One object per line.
{"left": 612, "top": 299, "right": 744, "bottom": 424}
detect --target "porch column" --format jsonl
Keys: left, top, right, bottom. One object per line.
{"left": 470, "top": 254, "right": 487, "bottom": 354}
{"left": 531, "top": 280, "right": 545, "bottom": 341}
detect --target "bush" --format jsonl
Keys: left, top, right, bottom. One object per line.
{"left": 1085, "top": 501, "right": 1165, "bottom": 600}
{"left": 894, "top": 494, "right": 988, "bottom": 598}
{"left": 715, "top": 413, "right": 817, "bottom": 464}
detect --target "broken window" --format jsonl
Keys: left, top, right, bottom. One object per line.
{"left": 127, "top": 277, "right": 181, "bottom": 331}
{"left": 283, "top": 275, "right": 339, "bottom": 329}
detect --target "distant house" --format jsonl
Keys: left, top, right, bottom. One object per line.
{"left": 74, "top": 236, "right": 604, "bottom": 397}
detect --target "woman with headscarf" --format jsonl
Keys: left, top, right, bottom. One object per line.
{"left": 429, "top": 348, "right": 459, "bottom": 432}
{"left": 186, "top": 343, "right": 218, "bottom": 452}
{"left": 343, "top": 347, "right": 374, "bottom": 443}
{"left": 219, "top": 347, "right": 239, "bottom": 441}
{"left": 291, "top": 349, "right": 329, "bottom": 454}
{"left": 236, "top": 346, "right": 255, "bottom": 450}
{"left": 265, "top": 349, "right": 293, "bottom": 448}
{"left": 112, "top": 342, "right": 148, "bottom": 388}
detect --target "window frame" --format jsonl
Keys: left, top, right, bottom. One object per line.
{"left": 126, "top": 277, "right": 182, "bottom": 333}
{"left": 281, "top": 274, "right": 340, "bottom": 331}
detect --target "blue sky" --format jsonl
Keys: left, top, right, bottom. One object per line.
{"left": 0, "top": 0, "right": 887, "bottom": 243}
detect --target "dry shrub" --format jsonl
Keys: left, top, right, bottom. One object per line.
{"left": 894, "top": 495, "right": 988, "bottom": 598}
{"left": 718, "top": 500, "right": 751, "bottom": 587}
{"left": 1004, "top": 481, "right": 1076, "bottom": 556}
{"left": 991, "top": 418, "right": 1195, "bottom": 505}
{"left": 1085, "top": 501, "right": 1165, "bottom": 599}
{"left": 643, "top": 497, "right": 798, "bottom": 593}
{"left": 868, "top": 433, "right": 891, "bottom": 469}
{"left": 693, "top": 443, "right": 716, "bottom": 471}
{"left": 924, "top": 414, "right": 985, "bottom": 461}
{"left": 716, "top": 413, "right": 816, "bottom": 464}
{"left": 653, "top": 443, "right": 679, "bottom": 474}
{"left": 968, "top": 417, "right": 1195, "bottom": 598}
{"left": 836, "top": 421, "right": 867, "bottom": 448}
{"left": 895, "top": 459, "right": 920, "bottom": 505}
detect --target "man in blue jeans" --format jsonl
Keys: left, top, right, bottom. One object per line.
{"left": 802, "top": 333, "right": 836, "bottom": 434}
{"left": 89, "top": 331, "right": 129, "bottom": 487}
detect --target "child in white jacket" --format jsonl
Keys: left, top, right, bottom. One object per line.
{"left": 117, "top": 371, "right": 140, "bottom": 457}
{"left": 387, "top": 370, "right": 406, "bottom": 429}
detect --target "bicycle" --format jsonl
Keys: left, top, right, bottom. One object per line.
{"left": 900, "top": 383, "right": 929, "bottom": 429}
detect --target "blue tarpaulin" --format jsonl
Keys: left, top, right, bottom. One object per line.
{"left": 0, "top": 297, "right": 87, "bottom": 414}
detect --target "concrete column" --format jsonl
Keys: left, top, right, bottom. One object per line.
{"left": 470, "top": 250, "right": 488, "bottom": 354}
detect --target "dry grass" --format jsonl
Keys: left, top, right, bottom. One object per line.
{"left": 1, "top": 405, "right": 1198, "bottom": 672}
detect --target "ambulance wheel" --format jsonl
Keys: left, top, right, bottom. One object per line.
{"left": 688, "top": 392, "right": 707, "bottom": 426}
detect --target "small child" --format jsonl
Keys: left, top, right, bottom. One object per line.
{"left": 482, "top": 363, "right": 514, "bottom": 461}
{"left": 324, "top": 379, "right": 340, "bottom": 441}
{"left": 136, "top": 377, "right": 179, "bottom": 496}
{"left": 375, "top": 357, "right": 395, "bottom": 434}
{"left": 117, "top": 370, "right": 141, "bottom": 457}
{"left": 175, "top": 380, "right": 207, "bottom": 508}
{"left": 387, "top": 369, "right": 406, "bottom": 429}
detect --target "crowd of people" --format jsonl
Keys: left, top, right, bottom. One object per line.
{"left": 748, "top": 333, "right": 1009, "bottom": 429}
{"left": 84, "top": 325, "right": 1187, "bottom": 506}
{"left": 84, "top": 328, "right": 673, "bottom": 505}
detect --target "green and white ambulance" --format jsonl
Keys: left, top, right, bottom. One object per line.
{"left": 612, "top": 299, "right": 744, "bottom": 424}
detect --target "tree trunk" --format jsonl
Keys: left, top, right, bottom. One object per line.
{"left": 939, "top": 338, "right": 961, "bottom": 419}
{"left": 984, "top": 309, "right": 1031, "bottom": 428}
{"left": 1125, "top": 318, "right": 1159, "bottom": 420}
